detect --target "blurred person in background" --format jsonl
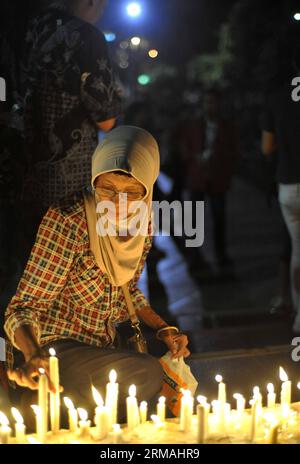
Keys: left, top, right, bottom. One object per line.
{"left": 261, "top": 31, "right": 300, "bottom": 332}
{"left": 18, "top": 0, "right": 121, "bottom": 265}
{"left": 176, "top": 88, "right": 239, "bottom": 272}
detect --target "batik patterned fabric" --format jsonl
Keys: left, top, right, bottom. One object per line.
{"left": 20, "top": 2, "right": 121, "bottom": 206}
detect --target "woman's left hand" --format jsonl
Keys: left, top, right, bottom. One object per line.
{"left": 162, "top": 333, "right": 190, "bottom": 359}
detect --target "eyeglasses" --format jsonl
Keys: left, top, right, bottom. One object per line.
{"left": 95, "top": 187, "right": 146, "bottom": 201}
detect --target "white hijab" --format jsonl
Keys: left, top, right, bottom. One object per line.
{"left": 84, "top": 126, "right": 160, "bottom": 287}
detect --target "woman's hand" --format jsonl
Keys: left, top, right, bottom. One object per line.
{"left": 7, "top": 350, "right": 63, "bottom": 393}
{"left": 162, "top": 333, "right": 190, "bottom": 359}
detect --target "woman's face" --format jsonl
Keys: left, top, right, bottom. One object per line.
{"left": 94, "top": 171, "right": 146, "bottom": 210}
{"left": 94, "top": 172, "right": 147, "bottom": 240}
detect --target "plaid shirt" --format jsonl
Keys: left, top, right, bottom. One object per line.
{"left": 4, "top": 194, "right": 152, "bottom": 371}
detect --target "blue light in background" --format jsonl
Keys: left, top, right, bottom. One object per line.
{"left": 126, "top": 2, "right": 142, "bottom": 18}
{"left": 104, "top": 31, "right": 117, "bottom": 42}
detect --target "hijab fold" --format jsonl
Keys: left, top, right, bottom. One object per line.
{"left": 84, "top": 126, "right": 160, "bottom": 287}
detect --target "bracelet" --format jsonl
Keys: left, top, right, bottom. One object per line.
{"left": 156, "top": 326, "right": 180, "bottom": 340}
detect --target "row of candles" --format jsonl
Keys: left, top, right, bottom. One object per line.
{"left": 0, "top": 349, "right": 299, "bottom": 444}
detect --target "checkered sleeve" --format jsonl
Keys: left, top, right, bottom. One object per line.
{"left": 4, "top": 207, "right": 77, "bottom": 349}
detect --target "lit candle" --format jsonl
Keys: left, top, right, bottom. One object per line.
{"left": 38, "top": 367, "right": 48, "bottom": 441}
{"left": 112, "top": 424, "right": 122, "bottom": 444}
{"left": 253, "top": 386, "right": 263, "bottom": 418}
{"left": 0, "top": 412, "right": 12, "bottom": 444}
{"left": 216, "top": 375, "right": 226, "bottom": 405}
{"left": 31, "top": 405, "right": 45, "bottom": 443}
{"left": 11, "top": 408, "right": 26, "bottom": 444}
{"left": 64, "top": 397, "right": 78, "bottom": 433}
{"left": 180, "top": 389, "right": 194, "bottom": 432}
{"left": 233, "top": 393, "right": 245, "bottom": 417}
{"left": 267, "top": 383, "right": 276, "bottom": 409}
{"left": 279, "top": 367, "right": 291, "bottom": 409}
{"left": 126, "top": 385, "right": 140, "bottom": 431}
{"left": 249, "top": 399, "right": 258, "bottom": 443}
{"left": 139, "top": 401, "right": 148, "bottom": 424}
{"left": 92, "top": 386, "right": 109, "bottom": 441}
{"left": 197, "top": 396, "right": 209, "bottom": 444}
{"left": 105, "top": 370, "right": 119, "bottom": 428}
{"left": 157, "top": 396, "right": 166, "bottom": 423}
{"left": 77, "top": 408, "right": 91, "bottom": 438}
{"left": 49, "top": 348, "right": 60, "bottom": 434}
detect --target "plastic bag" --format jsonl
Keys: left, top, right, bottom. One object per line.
{"left": 159, "top": 351, "right": 198, "bottom": 417}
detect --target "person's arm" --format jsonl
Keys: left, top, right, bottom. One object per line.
{"left": 80, "top": 28, "right": 121, "bottom": 128}
{"left": 97, "top": 117, "right": 116, "bottom": 132}
{"left": 262, "top": 130, "right": 277, "bottom": 157}
{"left": 4, "top": 207, "right": 77, "bottom": 390}
{"left": 128, "top": 234, "right": 190, "bottom": 358}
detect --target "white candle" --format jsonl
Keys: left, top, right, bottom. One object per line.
{"left": 49, "top": 348, "right": 60, "bottom": 434}
{"left": 0, "top": 412, "right": 12, "bottom": 444}
{"left": 92, "top": 386, "right": 109, "bottom": 441}
{"left": 267, "top": 383, "right": 276, "bottom": 409}
{"left": 139, "top": 401, "right": 148, "bottom": 424}
{"left": 38, "top": 368, "right": 48, "bottom": 442}
{"left": 249, "top": 399, "right": 258, "bottom": 443}
{"left": 126, "top": 385, "right": 140, "bottom": 431}
{"left": 233, "top": 393, "right": 245, "bottom": 417}
{"left": 77, "top": 408, "right": 91, "bottom": 438}
{"left": 215, "top": 375, "right": 226, "bottom": 405}
{"left": 105, "top": 370, "right": 119, "bottom": 428}
{"left": 112, "top": 424, "right": 122, "bottom": 444}
{"left": 31, "top": 405, "right": 45, "bottom": 443}
{"left": 197, "top": 396, "right": 209, "bottom": 443}
{"left": 64, "top": 397, "right": 78, "bottom": 433}
{"left": 157, "top": 396, "right": 166, "bottom": 423}
{"left": 180, "top": 389, "right": 194, "bottom": 432}
{"left": 11, "top": 408, "right": 26, "bottom": 444}
{"left": 279, "top": 367, "right": 291, "bottom": 408}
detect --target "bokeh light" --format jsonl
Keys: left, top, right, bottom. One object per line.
{"left": 131, "top": 36, "right": 141, "bottom": 46}
{"left": 148, "top": 49, "right": 159, "bottom": 59}
{"left": 104, "top": 32, "right": 116, "bottom": 42}
{"left": 138, "top": 74, "right": 151, "bottom": 86}
{"left": 126, "top": 2, "right": 142, "bottom": 18}
{"left": 294, "top": 13, "right": 300, "bottom": 21}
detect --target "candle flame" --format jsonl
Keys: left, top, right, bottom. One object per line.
{"left": 129, "top": 385, "right": 136, "bottom": 398}
{"left": 109, "top": 369, "right": 117, "bottom": 383}
{"left": 49, "top": 348, "right": 56, "bottom": 357}
{"left": 140, "top": 401, "right": 147, "bottom": 409}
{"left": 267, "top": 383, "right": 274, "bottom": 394}
{"left": 11, "top": 407, "right": 24, "bottom": 424}
{"left": 150, "top": 414, "right": 160, "bottom": 424}
{"left": 0, "top": 411, "right": 9, "bottom": 426}
{"left": 297, "top": 382, "right": 300, "bottom": 390}
{"left": 113, "top": 424, "right": 121, "bottom": 433}
{"left": 215, "top": 375, "right": 223, "bottom": 383}
{"left": 279, "top": 367, "right": 289, "bottom": 382}
{"left": 39, "top": 368, "right": 46, "bottom": 375}
{"left": 77, "top": 408, "right": 88, "bottom": 421}
{"left": 158, "top": 396, "right": 166, "bottom": 404}
{"left": 64, "top": 397, "right": 75, "bottom": 410}
{"left": 197, "top": 395, "right": 207, "bottom": 404}
{"left": 233, "top": 393, "right": 242, "bottom": 400}
{"left": 31, "top": 405, "right": 41, "bottom": 416}
{"left": 253, "top": 386, "right": 260, "bottom": 396}
{"left": 27, "top": 437, "right": 41, "bottom": 444}
{"left": 92, "top": 385, "right": 104, "bottom": 407}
